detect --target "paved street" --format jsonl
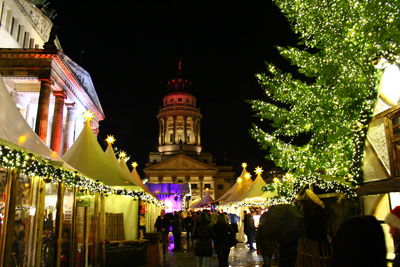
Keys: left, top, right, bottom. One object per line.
{"left": 164, "top": 234, "right": 268, "bottom": 267}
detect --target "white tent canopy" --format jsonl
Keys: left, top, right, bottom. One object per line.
{"left": 104, "top": 144, "right": 139, "bottom": 186}
{"left": 62, "top": 120, "right": 129, "bottom": 186}
{"left": 190, "top": 190, "right": 214, "bottom": 209}
{"left": 237, "top": 172, "right": 277, "bottom": 203}
{"left": 0, "top": 73, "right": 62, "bottom": 161}
{"left": 216, "top": 166, "right": 248, "bottom": 203}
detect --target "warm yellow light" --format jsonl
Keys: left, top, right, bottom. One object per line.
{"left": 255, "top": 166, "right": 263, "bottom": 175}
{"left": 18, "top": 135, "right": 27, "bottom": 145}
{"left": 241, "top": 162, "right": 248, "bottom": 168}
{"left": 237, "top": 177, "right": 243, "bottom": 183}
{"left": 83, "top": 110, "right": 94, "bottom": 121}
{"left": 244, "top": 173, "right": 251, "bottom": 179}
{"left": 118, "top": 151, "right": 127, "bottom": 159}
{"left": 131, "top": 162, "right": 138, "bottom": 168}
{"left": 105, "top": 135, "right": 116, "bottom": 145}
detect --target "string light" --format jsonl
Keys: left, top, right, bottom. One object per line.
{"left": 248, "top": 0, "right": 400, "bottom": 203}
{"left": 0, "top": 144, "right": 164, "bottom": 206}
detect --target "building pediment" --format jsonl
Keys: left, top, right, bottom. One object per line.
{"left": 144, "top": 154, "right": 217, "bottom": 172}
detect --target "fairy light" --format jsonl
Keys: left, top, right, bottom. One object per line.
{"left": 131, "top": 162, "right": 138, "bottom": 168}
{"left": 241, "top": 162, "right": 248, "bottom": 168}
{"left": 248, "top": 0, "right": 400, "bottom": 202}
{"left": 0, "top": 144, "right": 164, "bottom": 207}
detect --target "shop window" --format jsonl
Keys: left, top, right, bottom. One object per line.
{"left": 191, "top": 184, "right": 198, "bottom": 189}
{"left": 177, "top": 179, "right": 183, "bottom": 183}
{"left": 204, "top": 183, "right": 211, "bottom": 189}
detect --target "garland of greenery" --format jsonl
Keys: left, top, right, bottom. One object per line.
{"left": 0, "top": 144, "right": 163, "bottom": 206}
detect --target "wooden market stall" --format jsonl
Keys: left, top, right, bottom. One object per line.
{"left": 0, "top": 73, "right": 108, "bottom": 267}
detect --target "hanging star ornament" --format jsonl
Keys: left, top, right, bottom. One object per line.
{"left": 131, "top": 161, "right": 138, "bottom": 168}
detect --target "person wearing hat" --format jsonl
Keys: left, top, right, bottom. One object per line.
{"left": 386, "top": 206, "right": 400, "bottom": 267}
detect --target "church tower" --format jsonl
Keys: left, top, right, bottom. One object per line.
{"left": 145, "top": 60, "right": 236, "bottom": 211}
{"left": 157, "top": 60, "right": 202, "bottom": 156}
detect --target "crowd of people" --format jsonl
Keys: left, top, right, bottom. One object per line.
{"left": 153, "top": 205, "right": 400, "bottom": 267}
{"left": 155, "top": 209, "right": 246, "bottom": 267}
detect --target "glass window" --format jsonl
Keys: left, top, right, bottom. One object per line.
{"left": 204, "top": 184, "right": 211, "bottom": 189}
{"left": 191, "top": 184, "right": 198, "bottom": 189}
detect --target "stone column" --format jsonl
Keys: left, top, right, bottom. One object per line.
{"left": 158, "top": 119, "right": 162, "bottom": 145}
{"left": 196, "top": 119, "right": 201, "bottom": 145}
{"left": 199, "top": 175, "right": 204, "bottom": 197}
{"left": 50, "top": 90, "right": 66, "bottom": 154}
{"left": 35, "top": 78, "right": 52, "bottom": 142}
{"left": 173, "top": 116, "right": 177, "bottom": 144}
{"left": 62, "top": 103, "right": 76, "bottom": 155}
{"left": 183, "top": 116, "right": 187, "bottom": 143}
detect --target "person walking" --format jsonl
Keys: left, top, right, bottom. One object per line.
{"left": 213, "top": 213, "right": 235, "bottom": 267}
{"left": 193, "top": 212, "right": 214, "bottom": 267}
{"left": 172, "top": 211, "right": 182, "bottom": 251}
{"left": 243, "top": 211, "right": 249, "bottom": 244}
{"left": 246, "top": 210, "right": 256, "bottom": 251}
{"left": 154, "top": 209, "right": 170, "bottom": 256}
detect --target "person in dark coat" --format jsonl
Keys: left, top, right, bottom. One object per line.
{"left": 193, "top": 212, "right": 214, "bottom": 267}
{"left": 243, "top": 210, "right": 249, "bottom": 243}
{"left": 213, "top": 213, "right": 235, "bottom": 267}
{"left": 257, "top": 205, "right": 304, "bottom": 267}
{"left": 172, "top": 211, "right": 182, "bottom": 251}
{"left": 245, "top": 210, "right": 256, "bottom": 250}
{"left": 183, "top": 211, "right": 194, "bottom": 242}
{"left": 154, "top": 209, "right": 170, "bottom": 256}
{"left": 333, "top": 215, "right": 386, "bottom": 267}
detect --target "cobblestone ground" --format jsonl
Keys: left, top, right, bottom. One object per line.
{"left": 164, "top": 234, "right": 268, "bottom": 267}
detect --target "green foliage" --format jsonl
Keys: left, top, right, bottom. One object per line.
{"left": 249, "top": 0, "right": 400, "bottom": 202}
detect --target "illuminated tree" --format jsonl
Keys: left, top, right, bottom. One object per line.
{"left": 249, "top": 0, "right": 400, "bottom": 202}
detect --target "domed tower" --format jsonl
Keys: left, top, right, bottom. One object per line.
{"left": 157, "top": 60, "right": 202, "bottom": 156}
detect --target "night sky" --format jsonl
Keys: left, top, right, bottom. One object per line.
{"left": 50, "top": 0, "right": 298, "bottom": 176}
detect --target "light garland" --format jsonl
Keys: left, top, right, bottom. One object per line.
{"left": 0, "top": 144, "right": 164, "bottom": 207}
{"left": 249, "top": 0, "right": 400, "bottom": 203}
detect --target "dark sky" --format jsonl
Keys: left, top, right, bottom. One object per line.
{"left": 50, "top": 0, "right": 297, "bottom": 175}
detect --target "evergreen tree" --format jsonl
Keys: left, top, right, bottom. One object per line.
{"left": 250, "top": 0, "right": 400, "bottom": 203}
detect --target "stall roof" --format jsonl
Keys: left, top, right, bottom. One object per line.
{"left": 237, "top": 172, "right": 277, "bottom": 203}
{"left": 190, "top": 190, "right": 214, "bottom": 209}
{"left": 216, "top": 166, "right": 247, "bottom": 203}
{"left": 0, "top": 74, "right": 61, "bottom": 161}
{"left": 62, "top": 119, "right": 128, "bottom": 186}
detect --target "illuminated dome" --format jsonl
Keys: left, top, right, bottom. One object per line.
{"left": 157, "top": 60, "right": 202, "bottom": 156}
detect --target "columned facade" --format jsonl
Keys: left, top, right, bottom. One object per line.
{"left": 50, "top": 90, "right": 65, "bottom": 154}
{"left": 0, "top": 49, "right": 105, "bottom": 155}
{"left": 35, "top": 77, "right": 52, "bottom": 142}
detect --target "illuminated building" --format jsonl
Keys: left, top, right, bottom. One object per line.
{"left": 144, "top": 61, "right": 235, "bottom": 209}
{"left": 0, "top": 0, "right": 104, "bottom": 155}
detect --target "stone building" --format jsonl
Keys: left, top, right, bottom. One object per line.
{"left": 0, "top": 0, "right": 104, "bottom": 155}
{"left": 144, "top": 62, "right": 236, "bottom": 209}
